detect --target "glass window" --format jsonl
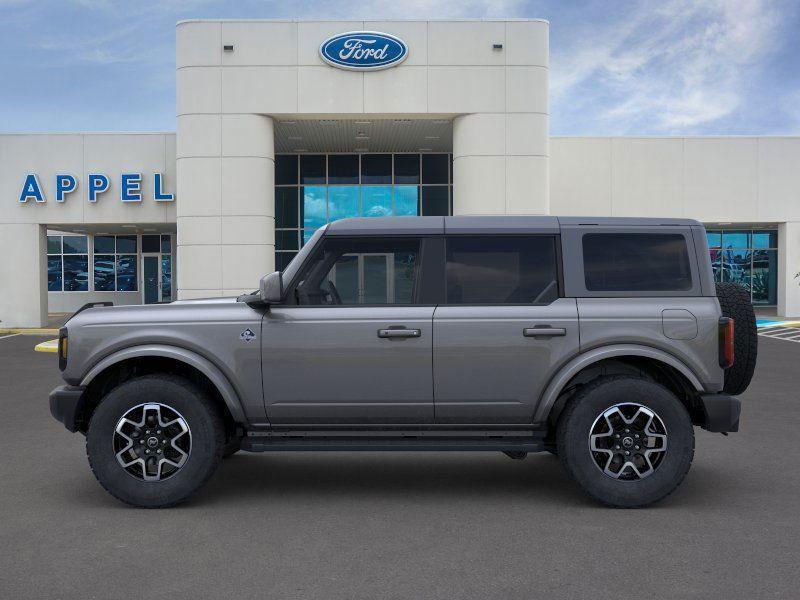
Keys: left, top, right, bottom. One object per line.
{"left": 161, "top": 255, "right": 172, "bottom": 301}
{"left": 583, "top": 233, "right": 692, "bottom": 292}
{"left": 302, "top": 186, "right": 327, "bottom": 229}
{"left": 300, "top": 155, "right": 325, "bottom": 184}
{"left": 422, "top": 154, "right": 449, "bottom": 184}
{"left": 63, "top": 255, "right": 89, "bottom": 291}
{"left": 275, "top": 155, "right": 298, "bottom": 185}
{"left": 446, "top": 236, "right": 558, "bottom": 304}
{"left": 47, "top": 235, "right": 61, "bottom": 254}
{"left": 294, "top": 237, "right": 420, "bottom": 305}
{"left": 275, "top": 187, "right": 299, "bottom": 229}
{"left": 328, "top": 155, "right": 359, "bottom": 184}
{"left": 394, "top": 154, "right": 420, "bottom": 184}
{"left": 116, "top": 235, "right": 137, "bottom": 254}
{"left": 752, "top": 249, "right": 777, "bottom": 304}
{"left": 94, "top": 235, "right": 115, "bottom": 253}
{"left": 362, "top": 186, "right": 392, "bottom": 217}
{"left": 421, "top": 186, "right": 449, "bottom": 216}
{"left": 361, "top": 154, "right": 391, "bottom": 184}
{"left": 141, "top": 234, "right": 160, "bottom": 253}
{"left": 276, "top": 252, "right": 297, "bottom": 271}
{"left": 722, "top": 248, "right": 751, "bottom": 291}
{"left": 276, "top": 230, "right": 299, "bottom": 251}
{"left": 161, "top": 235, "right": 172, "bottom": 254}
{"left": 722, "top": 230, "right": 749, "bottom": 249}
{"left": 93, "top": 255, "right": 115, "bottom": 291}
{"left": 706, "top": 232, "right": 721, "bottom": 249}
{"left": 752, "top": 230, "right": 777, "bottom": 249}
{"left": 327, "top": 186, "right": 360, "bottom": 221}
{"left": 62, "top": 235, "right": 88, "bottom": 254}
{"left": 394, "top": 186, "right": 419, "bottom": 216}
{"left": 47, "top": 256, "right": 62, "bottom": 291}
{"left": 117, "top": 255, "right": 138, "bottom": 291}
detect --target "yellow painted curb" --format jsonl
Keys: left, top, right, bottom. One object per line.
{"left": 0, "top": 328, "right": 59, "bottom": 335}
{"left": 34, "top": 339, "right": 59, "bottom": 353}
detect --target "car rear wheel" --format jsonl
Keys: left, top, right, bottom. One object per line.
{"left": 557, "top": 375, "right": 694, "bottom": 508}
{"left": 86, "top": 374, "right": 225, "bottom": 508}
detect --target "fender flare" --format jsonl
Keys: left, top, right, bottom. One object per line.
{"left": 533, "top": 344, "right": 704, "bottom": 423}
{"left": 80, "top": 344, "right": 247, "bottom": 423}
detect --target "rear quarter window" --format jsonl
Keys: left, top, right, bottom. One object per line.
{"left": 582, "top": 233, "right": 693, "bottom": 292}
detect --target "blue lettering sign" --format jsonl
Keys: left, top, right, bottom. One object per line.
{"left": 87, "top": 173, "right": 109, "bottom": 203}
{"left": 320, "top": 31, "right": 408, "bottom": 70}
{"left": 121, "top": 173, "right": 142, "bottom": 202}
{"left": 153, "top": 173, "right": 174, "bottom": 202}
{"left": 19, "top": 174, "right": 45, "bottom": 203}
{"left": 56, "top": 174, "right": 77, "bottom": 202}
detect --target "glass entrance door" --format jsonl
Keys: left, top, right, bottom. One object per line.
{"left": 142, "top": 255, "right": 160, "bottom": 304}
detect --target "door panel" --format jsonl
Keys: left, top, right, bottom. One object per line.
{"left": 433, "top": 299, "right": 579, "bottom": 423}
{"left": 142, "top": 256, "right": 159, "bottom": 304}
{"left": 262, "top": 306, "right": 435, "bottom": 424}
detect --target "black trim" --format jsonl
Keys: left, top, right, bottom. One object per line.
{"left": 67, "top": 301, "right": 113, "bottom": 323}
{"left": 49, "top": 385, "right": 86, "bottom": 433}
{"left": 699, "top": 393, "right": 741, "bottom": 433}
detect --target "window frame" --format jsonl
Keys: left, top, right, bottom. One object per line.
{"left": 93, "top": 234, "right": 139, "bottom": 293}
{"left": 441, "top": 234, "right": 563, "bottom": 306}
{"left": 47, "top": 234, "right": 89, "bottom": 293}
{"left": 560, "top": 227, "right": 701, "bottom": 298}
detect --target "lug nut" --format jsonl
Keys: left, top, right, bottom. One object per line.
{"left": 157, "top": 430, "right": 161, "bottom": 434}
{"left": 625, "top": 428, "right": 630, "bottom": 433}
{"left": 145, "top": 450, "right": 150, "bottom": 454}
{"left": 139, "top": 440, "right": 144, "bottom": 444}
{"left": 157, "top": 450, "right": 162, "bottom": 454}
{"left": 624, "top": 451, "right": 630, "bottom": 456}
{"left": 615, "top": 445, "right": 620, "bottom": 450}
{"left": 615, "top": 434, "right": 620, "bottom": 438}
{"left": 635, "top": 445, "right": 640, "bottom": 450}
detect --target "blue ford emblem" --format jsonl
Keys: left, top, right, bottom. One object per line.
{"left": 320, "top": 31, "right": 408, "bottom": 71}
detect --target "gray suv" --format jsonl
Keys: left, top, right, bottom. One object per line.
{"left": 49, "top": 216, "right": 757, "bottom": 508}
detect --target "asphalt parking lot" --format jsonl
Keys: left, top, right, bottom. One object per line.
{"left": 1, "top": 333, "right": 798, "bottom": 599}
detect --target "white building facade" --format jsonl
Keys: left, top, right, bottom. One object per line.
{"left": 1, "top": 19, "right": 799, "bottom": 327}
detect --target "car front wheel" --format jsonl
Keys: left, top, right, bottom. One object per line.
{"left": 86, "top": 374, "right": 225, "bottom": 508}
{"left": 556, "top": 375, "right": 694, "bottom": 508}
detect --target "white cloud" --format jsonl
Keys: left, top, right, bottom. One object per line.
{"left": 551, "top": 0, "right": 791, "bottom": 133}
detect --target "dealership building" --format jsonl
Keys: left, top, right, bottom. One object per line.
{"left": 1, "top": 18, "right": 799, "bottom": 327}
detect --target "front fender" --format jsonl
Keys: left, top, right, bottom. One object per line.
{"left": 532, "top": 344, "right": 705, "bottom": 423}
{"left": 80, "top": 344, "right": 247, "bottom": 424}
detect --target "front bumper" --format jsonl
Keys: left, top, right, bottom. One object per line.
{"left": 699, "top": 393, "right": 741, "bottom": 433}
{"left": 49, "top": 385, "right": 86, "bottom": 433}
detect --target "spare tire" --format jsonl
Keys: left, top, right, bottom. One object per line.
{"left": 715, "top": 282, "right": 757, "bottom": 395}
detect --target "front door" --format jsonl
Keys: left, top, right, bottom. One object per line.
{"left": 433, "top": 235, "right": 580, "bottom": 423}
{"left": 261, "top": 235, "right": 435, "bottom": 424}
{"left": 142, "top": 255, "right": 160, "bottom": 304}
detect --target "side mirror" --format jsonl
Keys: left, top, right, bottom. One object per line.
{"left": 259, "top": 271, "right": 283, "bottom": 304}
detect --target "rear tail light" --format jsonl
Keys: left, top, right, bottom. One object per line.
{"left": 58, "top": 327, "right": 68, "bottom": 371}
{"left": 719, "top": 317, "right": 734, "bottom": 369}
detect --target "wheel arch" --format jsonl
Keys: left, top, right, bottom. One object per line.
{"left": 77, "top": 345, "right": 246, "bottom": 433}
{"left": 535, "top": 344, "right": 704, "bottom": 425}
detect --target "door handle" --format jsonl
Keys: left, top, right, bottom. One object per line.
{"left": 378, "top": 328, "right": 422, "bottom": 339}
{"left": 523, "top": 327, "right": 566, "bottom": 337}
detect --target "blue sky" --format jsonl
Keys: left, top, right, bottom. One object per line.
{"left": 0, "top": 0, "right": 798, "bottom": 135}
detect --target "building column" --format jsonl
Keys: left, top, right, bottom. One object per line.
{"left": 0, "top": 224, "right": 46, "bottom": 327}
{"left": 452, "top": 113, "right": 549, "bottom": 216}
{"left": 177, "top": 114, "right": 275, "bottom": 299}
{"left": 777, "top": 221, "right": 800, "bottom": 318}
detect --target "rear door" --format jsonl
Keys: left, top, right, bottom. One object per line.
{"left": 432, "top": 235, "right": 579, "bottom": 423}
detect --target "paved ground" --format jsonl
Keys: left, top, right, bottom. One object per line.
{"left": 1, "top": 333, "right": 799, "bottom": 600}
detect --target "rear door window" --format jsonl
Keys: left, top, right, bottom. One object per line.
{"left": 445, "top": 236, "right": 559, "bottom": 304}
{"left": 582, "top": 233, "right": 692, "bottom": 292}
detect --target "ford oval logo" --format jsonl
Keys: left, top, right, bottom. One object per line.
{"left": 320, "top": 31, "right": 408, "bottom": 71}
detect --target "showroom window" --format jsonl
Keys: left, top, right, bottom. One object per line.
{"left": 93, "top": 235, "right": 138, "bottom": 292}
{"left": 707, "top": 229, "right": 777, "bottom": 305}
{"left": 274, "top": 153, "right": 453, "bottom": 271}
{"left": 47, "top": 235, "right": 89, "bottom": 292}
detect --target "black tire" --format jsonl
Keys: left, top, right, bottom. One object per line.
{"left": 715, "top": 282, "right": 758, "bottom": 395}
{"left": 86, "top": 374, "right": 225, "bottom": 508}
{"left": 557, "top": 376, "right": 694, "bottom": 508}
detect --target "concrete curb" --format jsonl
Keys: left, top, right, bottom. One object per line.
{"left": 0, "top": 328, "right": 59, "bottom": 335}
{"left": 34, "top": 339, "right": 59, "bottom": 353}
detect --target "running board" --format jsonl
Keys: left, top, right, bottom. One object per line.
{"left": 240, "top": 436, "right": 548, "bottom": 453}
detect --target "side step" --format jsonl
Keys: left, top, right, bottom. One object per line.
{"left": 240, "top": 436, "right": 547, "bottom": 453}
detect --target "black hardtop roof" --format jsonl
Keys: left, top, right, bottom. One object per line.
{"left": 325, "top": 215, "right": 702, "bottom": 235}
